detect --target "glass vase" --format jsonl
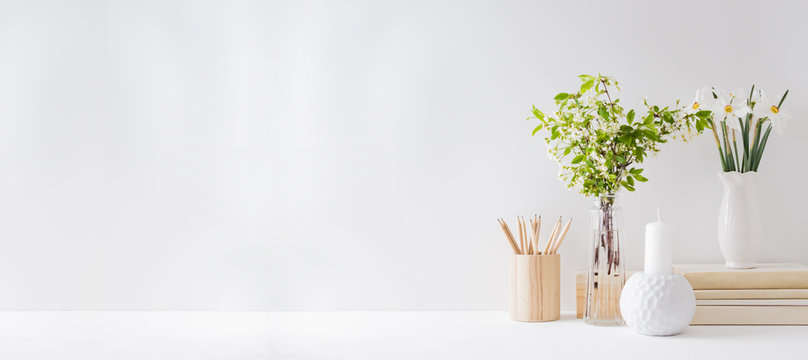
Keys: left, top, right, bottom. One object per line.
{"left": 584, "top": 194, "right": 626, "bottom": 326}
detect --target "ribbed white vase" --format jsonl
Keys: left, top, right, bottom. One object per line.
{"left": 717, "top": 171, "right": 761, "bottom": 269}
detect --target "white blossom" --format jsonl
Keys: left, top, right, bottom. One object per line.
{"left": 712, "top": 88, "right": 750, "bottom": 130}
{"left": 686, "top": 86, "right": 715, "bottom": 115}
{"left": 752, "top": 90, "right": 790, "bottom": 135}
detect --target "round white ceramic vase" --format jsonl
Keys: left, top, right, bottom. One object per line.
{"left": 718, "top": 171, "right": 761, "bottom": 269}
{"left": 620, "top": 273, "right": 695, "bottom": 336}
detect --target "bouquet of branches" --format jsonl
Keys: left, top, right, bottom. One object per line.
{"left": 529, "top": 74, "right": 712, "bottom": 200}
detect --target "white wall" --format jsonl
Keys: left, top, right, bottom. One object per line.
{"left": 0, "top": 0, "right": 806, "bottom": 311}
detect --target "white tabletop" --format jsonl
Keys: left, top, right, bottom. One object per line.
{"left": 0, "top": 311, "right": 804, "bottom": 359}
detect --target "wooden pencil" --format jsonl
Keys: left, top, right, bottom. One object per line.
{"left": 517, "top": 217, "right": 524, "bottom": 255}
{"left": 507, "top": 219, "right": 522, "bottom": 254}
{"left": 543, "top": 217, "right": 562, "bottom": 254}
{"left": 498, "top": 218, "right": 521, "bottom": 254}
{"left": 522, "top": 217, "right": 532, "bottom": 255}
{"left": 516, "top": 215, "right": 528, "bottom": 255}
{"left": 509, "top": 218, "right": 522, "bottom": 254}
{"left": 522, "top": 217, "right": 529, "bottom": 255}
{"left": 550, "top": 218, "right": 572, "bottom": 254}
{"left": 528, "top": 218, "right": 535, "bottom": 255}
{"left": 500, "top": 218, "right": 521, "bottom": 254}
{"left": 533, "top": 215, "right": 541, "bottom": 255}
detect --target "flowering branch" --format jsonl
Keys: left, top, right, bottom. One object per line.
{"left": 529, "top": 74, "right": 711, "bottom": 197}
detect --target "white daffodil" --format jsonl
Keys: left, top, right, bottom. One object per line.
{"left": 752, "top": 90, "right": 790, "bottom": 134}
{"left": 712, "top": 88, "right": 750, "bottom": 130}
{"left": 751, "top": 88, "right": 764, "bottom": 104}
{"left": 687, "top": 86, "right": 715, "bottom": 114}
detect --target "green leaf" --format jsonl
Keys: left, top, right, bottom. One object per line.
{"left": 700, "top": 119, "right": 712, "bottom": 130}
{"left": 615, "top": 156, "right": 626, "bottom": 164}
{"left": 627, "top": 109, "right": 635, "bottom": 123}
{"left": 580, "top": 79, "right": 596, "bottom": 93}
{"left": 749, "top": 85, "right": 755, "bottom": 105}
{"left": 554, "top": 93, "right": 570, "bottom": 101}
{"left": 778, "top": 89, "right": 789, "bottom": 109}
{"left": 578, "top": 74, "right": 595, "bottom": 81}
{"left": 696, "top": 110, "right": 712, "bottom": 118}
{"left": 633, "top": 174, "right": 648, "bottom": 182}
{"left": 752, "top": 125, "right": 773, "bottom": 170}
{"left": 629, "top": 168, "right": 643, "bottom": 175}
{"left": 531, "top": 106, "right": 545, "bottom": 120}
{"left": 571, "top": 154, "right": 585, "bottom": 164}
{"left": 532, "top": 125, "right": 542, "bottom": 136}
{"left": 597, "top": 106, "right": 610, "bottom": 120}
{"left": 626, "top": 176, "right": 635, "bottom": 186}
{"left": 623, "top": 183, "right": 635, "bottom": 191}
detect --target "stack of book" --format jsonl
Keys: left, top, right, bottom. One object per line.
{"left": 675, "top": 263, "right": 808, "bottom": 325}
{"left": 575, "top": 264, "right": 808, "bottom": 324}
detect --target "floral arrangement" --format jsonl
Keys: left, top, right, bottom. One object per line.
{"left": 689, "top": 86, "right": 789, "bottom": 173}
{"left": 529, "top": 74, "right": 712, "bottom": 199}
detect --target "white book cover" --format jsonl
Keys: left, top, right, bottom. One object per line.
{"left": 694, "top": 289, "right": 808, "bottom": 299}
{"left": 692, "top": 306, "right": 808, "bottom": 325}
{"left": 674, "top": 263, "right": 808, "bottom": 290}
{"left": 696, "top": 299, "right": 808, "bottom": 306}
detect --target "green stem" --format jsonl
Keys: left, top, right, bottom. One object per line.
{"left": 740, "top": 115, "right": 750, "bottom": 171}
{"left": 709, "top": 120, "right": 728, "bottom": 171}
{"left": 732, "top": 129, "right": 741, "bottom": 171}
{"left": 753, "top": 125, "right": 773, "bottom": 171}
{"left": 721, "top": 121, "right": 735, "bottom": 172}
{"left": 750, "top": 120, "right": 763, "bottom": 170}
{"left": 600, "top": 78, "right": 618, "bottom": 116}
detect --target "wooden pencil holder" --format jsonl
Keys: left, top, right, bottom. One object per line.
{"left": 509, "top": 253, "right": 561, "bottom": 322}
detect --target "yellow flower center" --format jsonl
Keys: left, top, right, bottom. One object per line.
{"left": 771, "top": 105, "right": 779, "bottom": 114}
{"left": 692, "top": 102, "right": 699, "bottom": 110}
{"left": 724, "top": 105, "right": 733, "bottom": 113}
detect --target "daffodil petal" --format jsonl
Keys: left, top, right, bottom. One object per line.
{"left": 772, "top": 116, "right": 788, "bottom": 135}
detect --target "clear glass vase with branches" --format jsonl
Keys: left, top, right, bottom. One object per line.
{"left": 530, "top": 74, "right": 710, "bottom": 325}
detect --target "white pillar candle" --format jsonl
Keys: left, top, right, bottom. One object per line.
{"left": 644, "top": 208, "right": 672, "bottom": 275}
